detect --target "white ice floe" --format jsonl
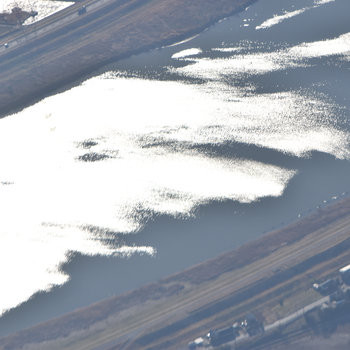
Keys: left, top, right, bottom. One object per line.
{"left": 288, "top": 32, "right": 350, "bottom": 59}
{"left": 171, "top": 48, "right": 202, "bottom": 59}
{"left": 174, "top": 32, "right": 350, "bottom": 79}
{"left": 212, "top": 47, "right": 243, "bottom": 53}
{"left": 256, "top": 8, "right": 307, "bottom": 30}
{"left": 256, "top": 0, "right": 335, "bottom": 30}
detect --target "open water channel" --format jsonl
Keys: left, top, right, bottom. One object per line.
{"left": 0, "top": 0, "right": 350, "bottom": 336}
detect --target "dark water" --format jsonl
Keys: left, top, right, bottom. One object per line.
{"left": 1, "top": 0, "right": 350, "bottom": 337}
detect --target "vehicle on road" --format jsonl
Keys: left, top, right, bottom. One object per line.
{"left": 78, "top": 6, "right": 87, "bottom": 16}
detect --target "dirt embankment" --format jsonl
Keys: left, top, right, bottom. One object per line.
{"left": 0, "top": 0, "right": 256, "bottom": 117}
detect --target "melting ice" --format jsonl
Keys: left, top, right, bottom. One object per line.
{"left": 0, "top": 0, "right": 349, "bottom": 316}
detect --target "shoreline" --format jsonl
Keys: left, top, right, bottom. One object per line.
{"left": 1, "top": 196, "right": 350, "bottom": 349}
{"left": 2, "top": 0, "right": 350, "bottom": 348}
{"left": 0, "top": 0, "right": 257, "bottom": 118}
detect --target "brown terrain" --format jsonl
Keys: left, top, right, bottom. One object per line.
{"left": 0, "top": 197, "right": 349, "bottom": 350}
{"left": 0, "top": 0, "right": 256, "bottom": 117}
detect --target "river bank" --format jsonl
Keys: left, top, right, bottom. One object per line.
{"left": 0, "top": 0, "right": 349, "bottom": 346}
{"left": 1, "top": 196, "right": 350, "bottom": 349}
{"left": 0, "top": 0, "right": 256, "bottom": 117}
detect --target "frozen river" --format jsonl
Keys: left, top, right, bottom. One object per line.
{"left": 0, "top": 0, "right": 349, "bottom": 336}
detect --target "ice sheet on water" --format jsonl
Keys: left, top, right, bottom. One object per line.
{"left": 256, "top": 8, "right": 308, "bottom": 30}
{"left": 0, "top": 74, "right": 300, "bottom": 315}
{"left": 175, "top": 32, "right": 350, "bottom": 78}
{"left": 1, "top": 11, "right": 349, "bottom": 316}
{"left": 255, "top": 0, "right": 335, "bottom": 30}
{"left": 171, "top": 48, "right": 202, "bottom": 59}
